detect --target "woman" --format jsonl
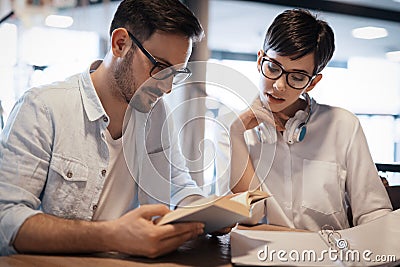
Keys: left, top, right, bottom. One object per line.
{"left": 218, "top": 9, "right": 392, "bottom": 231}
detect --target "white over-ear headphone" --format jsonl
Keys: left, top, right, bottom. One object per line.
{"left": 256, "top": 93, "right": 313, "bottom": 144}
{"left": 283, "top": 93, "right": 313, "bottom": 144}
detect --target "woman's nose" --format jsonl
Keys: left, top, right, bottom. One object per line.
{"left": 272, "top": 75, "right": 287, "bottom": 92}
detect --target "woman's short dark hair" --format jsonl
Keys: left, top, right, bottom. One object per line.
{"left": 263, "top": 9, "right": 335, "bottom": 74}
{"left": 110, "top": 0, "right": 204, "bottom": 43}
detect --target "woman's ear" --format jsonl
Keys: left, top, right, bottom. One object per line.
{"left": 110, "top": 28, "right": 131, "bottom": 58}
{"left": 256, "top": 50, "right": 264, "bottom": 72}
{"left": 305, "top": 73, "right": 322, "bottom": 93}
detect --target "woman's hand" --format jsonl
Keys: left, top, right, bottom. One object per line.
{"left": 231, "top": 96, "right": 287, "bottom": 135}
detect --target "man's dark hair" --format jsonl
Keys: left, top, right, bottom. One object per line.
{"left": 110, "top": 0, "right": 204, "bottom": 43}
{"left": 263, "top": 9, "right": 335, "bottom": 74}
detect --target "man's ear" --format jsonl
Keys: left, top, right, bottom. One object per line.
{"left": 110, "top": 28, "right": 131, "bottom": 57}
{"left": 256, "top": 50, "right": 264, "bottom": 72}
{"left": 305, "top": 73, "right": 322, "bottom": 93}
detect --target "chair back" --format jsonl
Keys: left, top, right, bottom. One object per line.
{"left": 386, "top": 186, "right": 400, "bottom": 210}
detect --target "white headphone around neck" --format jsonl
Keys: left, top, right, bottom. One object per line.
{"left": 256, "top": 93, "right": 313, "bottom": 144}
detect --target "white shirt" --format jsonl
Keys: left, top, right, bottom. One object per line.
{"left": 92, "top": 128, "right": 138, "bottom": 221}
{"left": 216, "top": 98, "right": 392, "bottom": 231}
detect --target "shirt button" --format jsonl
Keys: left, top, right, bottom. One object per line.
{"left": 101, "top": 169, "right": 107, "bottom": 177}
{"left": 103, "top": 116, "right": 108, "bottom": 123}
{"left": 93, "top": 204, "right": 98, "bottom": 211}
{"left": 66, "top": 171, "right": 73, "bottom": 178}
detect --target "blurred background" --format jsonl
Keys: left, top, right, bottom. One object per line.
{"left": 0, "top": 0, "right": 399, "bottom": 189}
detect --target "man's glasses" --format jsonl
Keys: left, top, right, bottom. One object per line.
{"left": 126, "top": 30, "right": 191, "bottom": 84}
{"left": 260, "top": 57, "right": 315, "bottom": 90}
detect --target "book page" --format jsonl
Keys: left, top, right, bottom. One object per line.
{"left": 230, "top": 190, "right": 270, "bottom": 208}
{"left": 230, "top": 192, "right": 252, "bottom": 208}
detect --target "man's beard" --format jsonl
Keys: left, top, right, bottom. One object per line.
{"left": 113, "top": 49, "right": 136, "bottom": 103}
{"left": 112, "top": 49, "right": 161, "bottom": 113}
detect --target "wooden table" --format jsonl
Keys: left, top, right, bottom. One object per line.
{"left": 0, "top": 234, "right": 232, "bottom": 267}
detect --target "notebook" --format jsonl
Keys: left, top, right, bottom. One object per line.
{"left": 231, "top": 209, "right": 400, "bottom": 266}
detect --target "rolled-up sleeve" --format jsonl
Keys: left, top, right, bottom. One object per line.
{"left": 0, "top": 91, "right": 52, "bottom": 255}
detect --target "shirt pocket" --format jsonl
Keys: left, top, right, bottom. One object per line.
{"left": 301, "top": 159, "right": 343, "bottom": 215}
{"left": 139, "top": 147, "right": 172, "bottom": 205}
{"left": 146, "top": 147, "right": 171, "bottom": 177}
{"left": 44, "top": 154, "right": 89, "bottom": 217}
{"left": 50, "top": 154, "right": 89, "bottom": 182}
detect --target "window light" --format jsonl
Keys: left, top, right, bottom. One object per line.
{"left": 386, "top": 51, "right": 400, "bottom": 62}
{"left": 45, "top": 15, "right": 73, "bottom": 28}
{"left": 351, "top": 26, "right": 388, "bottom": 40}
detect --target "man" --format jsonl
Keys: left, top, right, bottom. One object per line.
{"left": 217, "top": 9, "right": 392, "bottom": 231}
{"left": 0, "top": 0, "right": 206, "bottom": 257}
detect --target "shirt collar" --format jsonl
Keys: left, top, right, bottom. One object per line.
{"left": 79, "top": 60, "right": 107, "bottom": 122}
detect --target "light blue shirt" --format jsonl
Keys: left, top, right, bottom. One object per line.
{"left": 0, "top": 61, "right": 204, "bottom": 255}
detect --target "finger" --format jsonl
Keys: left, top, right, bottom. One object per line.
{"left": 159, "top": 224, "right": 204, "bottom": 251}
{"left": 243, "top": 117, "right": 267, "bottom": 130}
{"left": 235, "top": 98, "right": 275, "bottom": 131}
{"left": 251, "top": 95, "right": 274, "bottom": 113}
{"left": 233, "top": 111, "right": 259, "bottom": 131}
{"left": 257, "top": 112, "right": 275, "bottom": 125}
{"left": 138, "top": 204, "right": 171, "bottom": 220}
{"left": 251, "top": 104, "right": 275, "bottom": 123}
{"left": 250, "top": 95, "right": 272, "bottom": 110}
{"left": 155, "top": 222, "right": 204, "bottom": 240}
{"left": 250, "top": 98, "right": 266, "bottom": 112}
{"left": 148, "top": 229, "right": 199, "bottom": 258}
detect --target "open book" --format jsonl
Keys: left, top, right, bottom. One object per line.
{"left": 231, "top": 209, "right": 400, "bottom": 266}
{"left": 156, "top": 190, "right": 269, "bottom": 233}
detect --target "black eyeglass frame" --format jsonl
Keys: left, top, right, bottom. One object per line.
{"left": 260, "top": 56, "right": 316, "bottom": 90}
{"left": 126, "top": 30, "right": 192, "bottom": 84}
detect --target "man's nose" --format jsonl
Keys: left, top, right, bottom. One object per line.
{"left": 156, "top": 77, "right": 174, "bottom": 94}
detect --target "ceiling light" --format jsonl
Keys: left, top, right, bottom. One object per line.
{"left": 352, "top": 27, "right": 388, "bottom": 39}
{"left": 386, "top": 51, "right": 400, "bottom": 62}
{"left": 45, "top": 15, "right": 73, "bottom": 28}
